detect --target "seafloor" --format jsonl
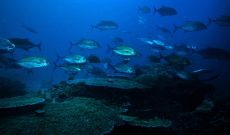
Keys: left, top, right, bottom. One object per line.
{"left": 0, "top": 64, "right": 229, "bottom": 135}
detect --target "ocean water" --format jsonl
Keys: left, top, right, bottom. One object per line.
{"left": 0, "top": 0, "right": 230, "bottom": 134}
{"left": 1, "top": 0, "right": 230, "bottom": 90}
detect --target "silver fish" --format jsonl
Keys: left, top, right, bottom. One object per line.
{"left": 69, "top": 39, "right": 100, "bottom": 50}
{"left": 91, "top": 20, "right": 119, "bottom": 31}
{"left": 64, "top": 54, "right": 87, "bottom": 64}
{"left": 0, "top": 37, "right": 15, "bottom": 52}
{"left": 17, "top": 56, "right": 49, "bottom": 69}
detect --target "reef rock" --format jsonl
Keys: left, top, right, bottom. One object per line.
{"left": 0, "top": 95, "right": 45, "bottom": 115}
{"left": 120, "top": 115, "right": 172, "bottom": 128}
{"left": 67, "top": 78, "right": 149, "bottom": 90}
{"left": 195, "top": 99, "right": 215, "bottom": 113}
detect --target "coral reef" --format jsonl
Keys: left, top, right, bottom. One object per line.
{"left": 1, "top": 63, "right": 228, "bottom": 134}
{"left": 0, "top": 97, "right": 123, "bottom": 135}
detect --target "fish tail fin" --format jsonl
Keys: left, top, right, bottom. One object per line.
{"left": 106, "top": 44, "right": 112, "bottom": 54}
{"left": 170, "top": 32, "right": 174, "bottom": 37}
{"left": 106, "top": 61, "right": 114, "bottom": 71}
{"left": 68, "top": 41, "right": 74, "bottom": 50}
{"left": 55, "top": 53, "right": 62, "bottom": 63}
{"left": 153, "top": 7, "right": 157, "bottom": 14}
{"left": 207, "top": 17, "right": 213, "bottom": 26}
{"left": 53, "top": 53, "right": 62, "bottom": 71}
{"left": 159, "top": 52, "right": 164, "bottom": 60}
{"left": 37, "top": 42, "right": 42, "bottom": 52}
{"left": 90, "top": 25, "right": 95, "bottom": 32}
{"left": 53, "top": 62, "right": 58, "bottom": 71}
{"left": 173, "top": 25, "right": 179, "bottom": 33}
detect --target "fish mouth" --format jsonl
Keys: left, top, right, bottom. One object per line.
{"left": 7, "top": 46, "right": 15, "bottom": 51}
{"left": 7, "top": 44, "right": 16, "bottom": 51}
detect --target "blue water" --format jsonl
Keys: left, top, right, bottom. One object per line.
{"left": 0, "top": 0, "right": 230, "bottom": 97}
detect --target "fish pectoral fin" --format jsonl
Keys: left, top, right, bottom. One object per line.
{"left": 90, "top": 25, "right": 95, "bottom": 32}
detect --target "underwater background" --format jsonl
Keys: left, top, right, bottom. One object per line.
{"left": 0, "top": 0, "right": 230, "bottom": 135}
